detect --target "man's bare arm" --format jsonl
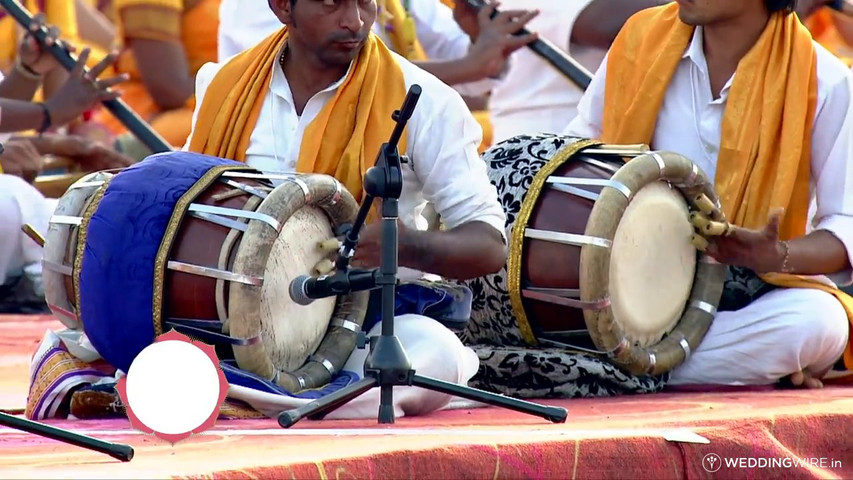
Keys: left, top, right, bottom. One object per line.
{"left": 398, "top": 221, "right": 507, "bottom": 280}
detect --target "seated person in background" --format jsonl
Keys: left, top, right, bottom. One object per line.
{"left": 1, "top": 37, "right": 131, "bottom": 313}
{"left": 565, "top": 0, "right": 853, "bottom": 389}
{"left": 802, "top": 1, "right": 853, "bottom": 66}
{"left": 216, "top": 0, "right": 539, "bottom": 153}
{"left": 478, "top": 0, "right": 665, "bottom": 144}
{"left": 0, "top": 1, "right": 80, "bottom": 98}
{"left": 83, "top": 0, "right": 220, "bottom": 159}
{"left": 25, "top": 0, "right": 508, "bottom": 421}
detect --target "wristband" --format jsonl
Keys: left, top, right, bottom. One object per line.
{"left": 37, "top": 102, "right": 52, "bottom": 135}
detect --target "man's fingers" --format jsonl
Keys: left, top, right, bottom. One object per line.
{"left": 95, "top": 74, "right": 129, "bottom": 90}
{"left": 766, "top": 207, "right": 784, "bottom": 236}
{"left": 71, "top": 47, "right": 91, "bottom": 77}
{"left": 88, "top": 51, "right": 119, "bottom": 78}
{"left": 476, "top": 1, "right": 497, "bottom": 24}
{"left": 45, "top": 25, "right": 60, "bottom": 46}
{"left": 502, "top": 32, "right": 538, "bottom": 50}
{"left": 28, "top": 12, "right": 46, "bottom": 32}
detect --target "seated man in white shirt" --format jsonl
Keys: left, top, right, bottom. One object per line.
{"left": 189, "top": 0, "right": 507, "bottom": 283}
{"left": 565, "top": 0, "right": 853, "bottom": 388}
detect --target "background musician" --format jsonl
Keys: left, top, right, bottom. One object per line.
{"left": 0, "top": 22, "right": 131, "bottom": 313}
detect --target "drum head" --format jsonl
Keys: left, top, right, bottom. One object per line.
{"left": 42, "top": 171, "right": 112, "bottom": 329}
{"left": 608, "top": 181, "right": 695, "bottom": 347}
{"left": 259, "top": 205, "right": 335, "bottom": 372}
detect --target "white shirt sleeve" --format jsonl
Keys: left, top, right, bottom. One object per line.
{"left": 182, "top": 61, "right": 223, "bottom": 151}
{"left": 562, "top": 51, "right": 608, "bottom": 138}
{"left": 405, "top": 77, "right": 507, "bottom": 240}
{"left": 809, "top": 70, "right": 853, "bottom": 286}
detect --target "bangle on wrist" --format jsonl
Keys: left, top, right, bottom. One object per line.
{"left": 36, "top": 102, "right": 52, "bottom": 135}
{"left": 779, "top": 240, "right": 793, "bottom": 273}
{"left": 14, "top": 59, "right": 43, "bottom": 80}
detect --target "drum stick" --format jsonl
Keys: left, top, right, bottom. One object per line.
{"left": 21, "top": 224, "right": 45, "bottom": 247}
{"left": 0, "top": 0, "right": 172, "bottom": 154}
{"left": 461, "top": 0, "right": 593, "bottom": 90}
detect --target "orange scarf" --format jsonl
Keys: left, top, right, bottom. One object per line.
{"left": 602, "top": 4, "right": 853, "bottom": 369}
{"left": 187, "top": 27, "right": 408, "bottom": 204}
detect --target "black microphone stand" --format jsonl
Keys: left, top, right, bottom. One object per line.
{"left": 0, "top": 143, "right": 132, "bottom": 461}
{"left": 278, "top": 85, "right": 568, "bottom": 427}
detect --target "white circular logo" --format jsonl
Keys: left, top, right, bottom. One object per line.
{"left": 117, "top": 331, "right": 227, "bottom": 443}
{"left": 703, "top": 453, "right": 723, "bottom": 473}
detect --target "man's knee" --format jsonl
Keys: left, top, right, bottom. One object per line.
{"left": 795, "top": 290, "right": 849, "bottom": 365}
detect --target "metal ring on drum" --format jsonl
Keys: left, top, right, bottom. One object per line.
{"left": 74, "top": 152, "right": 369, "bottom": 394}
{"left": 468, "top": 134, "right": 725, "bottom": 377}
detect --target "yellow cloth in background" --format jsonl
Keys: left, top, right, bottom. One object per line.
{"left": 0, "top": 0, "right": 78, "bottom": 71}
{"left": 805, "top": 7, "right": 853, "bottom": 67}
{"left": 188, "top": 28, "right": 408, "bottom": 206}
{"left": 601, "top": 4, "right": 853, "bottom": 369}
{"left": 91, "top": 0, "right": 219, "bottom": 147}
{"left": 378, "top": 0, "right": 427, "bottom": 61}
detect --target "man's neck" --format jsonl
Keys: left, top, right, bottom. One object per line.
{"left": 280, "top": 43, "right": 350, "bottom": 115}
{"left": 702, "top": 9, "right": 770, "bottom": 98}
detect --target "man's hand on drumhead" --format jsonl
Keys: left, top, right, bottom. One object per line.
{"left": 704, "top": 209, "right": 787, "bottom": 274}
{"left": 351, "top": 220, "right": 410, "bottom": 269}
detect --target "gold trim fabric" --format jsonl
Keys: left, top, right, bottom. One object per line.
{"left": 73, "top": 177, "right": 112, "bottom": 327}
{"left": 507, "top": 139, "right": 600, "bottom": 346}
{"left": 152, "top": 165, "right": 255, "bottom": 337}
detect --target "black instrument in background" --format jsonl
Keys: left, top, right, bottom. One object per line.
{"left": 461, "top": 0, "right": 593, "bottom": 90}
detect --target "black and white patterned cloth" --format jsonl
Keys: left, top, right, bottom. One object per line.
{"left": 458, "top": 134, "right": 668, "bottom": 398}
{"left": 456, "top": 134, "right": 787, "bottom": 398}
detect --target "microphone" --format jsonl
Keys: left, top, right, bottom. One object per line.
{"left": 289, "top": 269, "right": 379, "bottom": 306}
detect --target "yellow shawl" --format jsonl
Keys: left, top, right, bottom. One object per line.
{"left": 187, "top": 28, "right": 408, "bottom": 204}
{"left": 601, "top": 4, "right": 853, "bottom": 369}
{"left": 378, "top": 0, "right": 427, "bottom": 61}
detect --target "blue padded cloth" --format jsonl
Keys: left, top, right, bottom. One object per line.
{"left": 79, "top": 151, "right": 244, "bottom": 373}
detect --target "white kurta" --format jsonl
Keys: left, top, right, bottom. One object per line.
{"left": 186, "top": 49, "right": 506, "bottom": 243}
{"left": 565, "top": 27, "right": 852, "bottom": 385}
{"left": 0, "top": 174, "right": 55, "bottom": 285}
{"left": 488, "top": 0, "right": 607, "bottom": 144}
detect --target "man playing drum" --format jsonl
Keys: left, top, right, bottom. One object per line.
{"left": 565, "top": 0, "right": 853, "bottom": 388}
{"left": 23, "top": 0, "right": 509, "bottom": 421}
{"left": 184, "top": 0, "right": 508, "bottom": 283}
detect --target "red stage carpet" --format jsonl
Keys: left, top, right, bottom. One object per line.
{"left": 1, "top": 315, "right": 851, "bottom": 479}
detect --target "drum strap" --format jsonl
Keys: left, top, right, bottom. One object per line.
{"left": 163, "top": 319, "right": 262, "bottom": 347}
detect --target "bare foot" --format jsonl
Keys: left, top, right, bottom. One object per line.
{"left": 788, "top": 370, "right": 824, "bottom": 389}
